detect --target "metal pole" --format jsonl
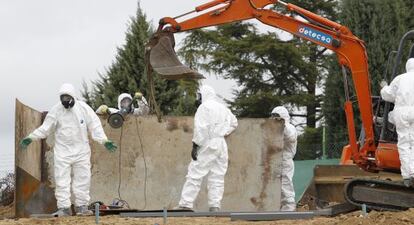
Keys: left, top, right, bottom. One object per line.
{"left": 361, "top": 204, "right": 367, "bottom": 217}
{"left": 322, "top": 125, "right": 327, "bottom": 159}
{"left": 278, "top": 0, "right": 288, "bottom": 6}
{"left": 163, "top": 207, "right": 167, "bottom": 225}
{"left": 95, "top": 203, "right": 100, "bottom": 224}
{"left": 342, "top": 66, "right": 350, "bottom": 101}
{"left": 173, "top": 10, "right": 196, "bottom": 19}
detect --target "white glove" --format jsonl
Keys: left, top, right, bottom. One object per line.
{"left": 380, "top": 80, "right": 388, "bottom": 88}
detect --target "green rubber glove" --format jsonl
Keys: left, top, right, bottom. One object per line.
{"left": 104, "top": 140, "right": 117, "bottom": 152}
{"left": 20, "top": 137, "right": 32, "bottom": 150}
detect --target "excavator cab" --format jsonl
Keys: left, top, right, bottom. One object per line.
{"left": 371, "top": 97, "right": 397, "bottom": 144}
{"left": 379, "top": 36, "right": 414, "bottom": 143}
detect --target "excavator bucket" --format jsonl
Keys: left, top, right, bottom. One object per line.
{"left": 298, "top": 165, "right": 401, "bottom": 210}
{"left": 147, "top": 31, "right": 204, "bottom": 80}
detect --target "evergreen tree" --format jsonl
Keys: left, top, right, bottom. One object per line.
{"left": 83, "top": 5, "right": 197, "bottom": 115}
{"left": 180, "top": 23, "right": 304, "bottom": 118}
{"left": 288, "top": 0, "right": 339, "bottom": 128}
{"left": 323, "top": 56, "right": 349, "bottom": 158}
{"left": 403, "top": 0, "right": 414, "bottom": 29}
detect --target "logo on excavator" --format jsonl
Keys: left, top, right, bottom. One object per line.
{"left": 298, "top": 26, "right": 332, "bottom": 45}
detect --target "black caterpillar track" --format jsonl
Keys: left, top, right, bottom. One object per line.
{"left": 345, "top": 178, "right": 414, "bottom": 211}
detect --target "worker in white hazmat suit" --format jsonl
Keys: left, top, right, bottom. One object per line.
{"left": 96, "top": 92, "right": 149, "bottom": 116}
{"left": 271, "top": 106, "right": 297, "bottom": 211}
{"left": 19, "top": 83, "right": 118, "bottom": 217}
{"left": 380, "top": 58, "right": 414, "bottom": 187}
{"left": 177, "top": 85, "right": 238, "bottom": 212}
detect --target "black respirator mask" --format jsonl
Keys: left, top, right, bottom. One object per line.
{"left": 60, "top": 94, "right": 75, "bottom": 109}
{"left": 271, "top": 112, "right": 284, "bottom": 121}
{"left": 195, "top": 92, "right": 202, "bottom": 108}
{"left": 119, "top": 97, "right": 133, "bottom": 114}
{"left": 108, "top": 97, "right": 134, "bottom": 129}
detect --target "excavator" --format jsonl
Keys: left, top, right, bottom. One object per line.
{"left": 145, "top": 0, "right": 414, "bottom": 211}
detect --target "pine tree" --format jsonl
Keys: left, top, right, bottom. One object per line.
{"left": 180, "top": 22, "right": 308, "bottom": 118}
{"left": 83, "top": 4, "right": 197, "bottom": 115}
{"left": 288, "top": 0, "right": 339, "bottom": 128}
{"left": 403, "top": 0, "right": 414, "bottom": 29}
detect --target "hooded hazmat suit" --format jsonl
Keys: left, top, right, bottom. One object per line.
{"left": 96, "top": 93, "right": 150, "bottom": 116}
{"left": 27, "top": 83, "right": 109, "bottom": 209}
{"left": 117, "top": 93, "right": 149, "bottom": 116}
{"left": 272, "top": 106, "right": 297, "bottom": 211}
{"left": 381, "top": 58, "right": 414, "bottom": 180}
{"left": 178, "top": 85, "right": 238, "bottom": 209}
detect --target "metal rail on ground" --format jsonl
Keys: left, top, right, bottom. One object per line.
{"left": 120, "top": 211, "right": 232, "bottom": 218}
{"left": 119, "top": 203, "right": 358, "bottom": 221}
{"left": 230, "top": 211, "right": 315, "bottom": 221}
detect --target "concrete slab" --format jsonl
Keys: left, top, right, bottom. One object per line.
{"left": 15, "top": 100, "right": 285, "bottom": 217}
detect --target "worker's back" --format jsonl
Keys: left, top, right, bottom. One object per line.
{"left": 192, "top": 85, "right": 237, "bottom": 150}
{"left": 394, "top": 71, "right": 414, "bottom": 108}
{"left": 200, "top": 99, "right": 233, "bottom": 137}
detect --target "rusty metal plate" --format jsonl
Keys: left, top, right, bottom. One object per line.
{"left": 14, "top": 100, "right": 57, "bottom": 218}
{"left": 15, "top": 167, "right": 56, "bottom": 218}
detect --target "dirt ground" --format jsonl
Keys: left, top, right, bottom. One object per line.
{"left": 0, "top": 204, "right": 13, "bottom": 219}
{"left": 1, "top": 206, "right": 414, "bottom": 225}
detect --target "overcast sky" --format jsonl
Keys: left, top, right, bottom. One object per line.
{"left": 0, "top": 0, "right": 244, "bottom": 170}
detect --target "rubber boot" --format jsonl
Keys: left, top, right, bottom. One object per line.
{"left": 173, "top": 205, "right": 193, "bottom": 211}
{"left": 52, "top": 208, "right": 72, "bottom": 217}
{"left": 75, "top": 205, "right": 93, "bottom": 216}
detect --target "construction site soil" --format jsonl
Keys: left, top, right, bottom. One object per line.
{"left": 1, "top": 205, "right": 414, "bottom": 225}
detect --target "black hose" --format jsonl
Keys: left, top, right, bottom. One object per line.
{"left": 117, "top": 125, "right": 124, "bottom": 201}
{"left": 135, "top": 117, "right": 148, "bottom": 210}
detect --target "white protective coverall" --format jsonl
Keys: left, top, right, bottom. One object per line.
{"left": 28, "top": 83, "right": 108, "bottom": 209}
{"left": 381, "top": 58, "right": 414, "bottom": 179}
{"left": 178, "top": 85, "right": 238, "bottom": 209}
{"left": 272, "top": 106, "right": 297, "bottom": 211}
{"left": 96, "top": 93, "right": 150, "bottom": 116}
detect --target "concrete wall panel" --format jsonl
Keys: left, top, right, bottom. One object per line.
{"left": 88, "top": 116, "right": 284, "bottom": 211}
{"left": 15, "top": 101, "right": 285, "bottom": 216}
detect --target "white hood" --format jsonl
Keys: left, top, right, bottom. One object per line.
{"left": 406, "top": 58, "right": 414, "bottom": 73}
{"left": 58, "top": 83, "right": 77, "bottom": 99}
{"left": 271, "top": 106, "right": 290, "bottom": 121}
{"left": 118, "top": 93, "right": 133, "bottom": 109}
{"left": 200, "top": 85, "right": 216, "bottom": 103}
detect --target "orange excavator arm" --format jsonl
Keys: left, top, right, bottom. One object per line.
{"left": 150, "top": 0, "right": 376, "bottom": 169}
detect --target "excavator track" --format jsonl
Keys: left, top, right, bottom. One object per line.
{"left": 345, "top": 179, "right": 414, "bottom": 211}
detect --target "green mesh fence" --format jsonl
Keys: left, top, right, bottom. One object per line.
{"left": 293, "top": 159, "right": 340, "bottom": 202}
